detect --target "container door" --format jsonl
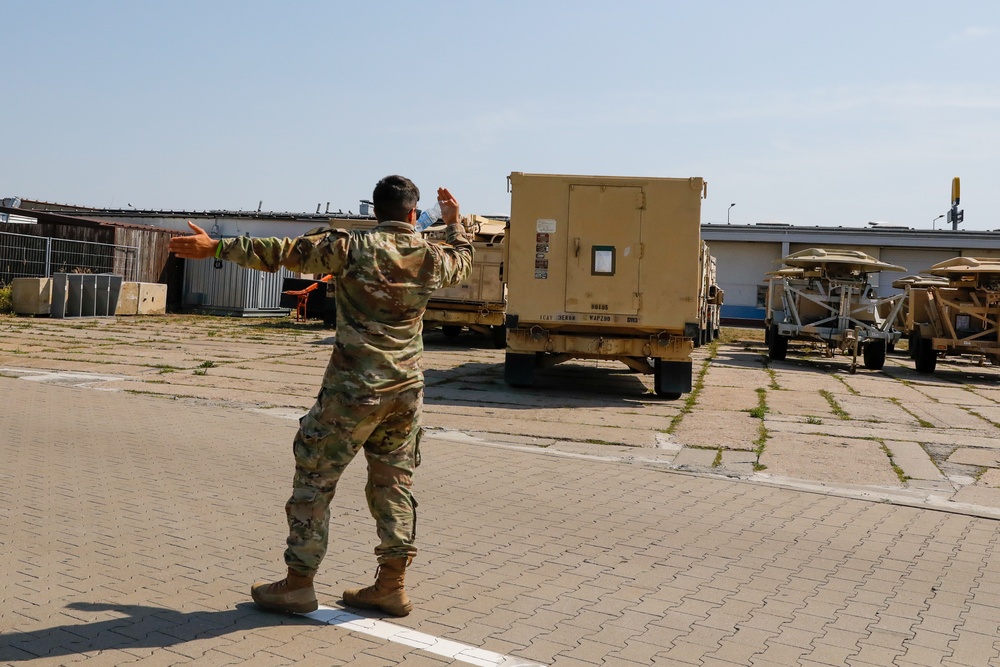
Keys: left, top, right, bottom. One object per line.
{"left": 565, "top": 184, "right": 642, "bottom": 315}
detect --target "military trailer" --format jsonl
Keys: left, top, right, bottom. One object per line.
{"left": 421, "top": 215, "right": 507, "bottom": 348}
{"left": 699, "top": 241, "right": 724, "bottom": 345}
{"left": 904, "top": 257, "right": 1000, "bottom": 374}
{"left": 503, "top": 172, "right": 708, "bottom": 399}
{"left": 764, "top": 248, "right": 906, "bottom": 373}
{"left": 888, "top": 274, "right": 948, "bottom": 358}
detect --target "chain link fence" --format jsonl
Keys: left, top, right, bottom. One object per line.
{"left": 0, "top": 231, "right": 139, "bottom": 285}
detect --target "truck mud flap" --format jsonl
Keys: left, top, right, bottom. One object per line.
{"left": 654, "top": 359, "right": 692, "bottom": 398}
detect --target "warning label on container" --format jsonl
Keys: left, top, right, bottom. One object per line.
{"left": 536, "top": 219, "right": 557, "bottom": 233}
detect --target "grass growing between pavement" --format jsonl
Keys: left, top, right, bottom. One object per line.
{"left": 879, "top": 441, "right": 911, "bottom": 484}
{"left": 665, "top": 341, "right": 717, "bottom": 435}
{"left": 749, "top": 387, "right": 770, "bottom": 471}
{"left": 888, "top": 397, "right": 935, "bottom": 428}
{"left": 820, "top": 390, "right": 850, "bottom": 420}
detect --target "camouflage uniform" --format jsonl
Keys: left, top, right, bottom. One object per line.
{"left": 219, "top": 220, "right": 473, "bottom": 573}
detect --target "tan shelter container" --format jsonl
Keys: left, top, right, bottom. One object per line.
{"left": 422, "top": 215, "right": 507, "bottom": 347}
{"left": 503, "top": 172, "right": 707, "bottom": 398}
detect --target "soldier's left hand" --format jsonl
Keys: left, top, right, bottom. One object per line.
{"left": 437, "top": 188, "right": 460, "bottom": 226}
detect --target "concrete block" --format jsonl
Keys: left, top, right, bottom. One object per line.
{"left": 137, "top": 283, "right": 166, "bottom": 314}
{"left": 11, "top": 277, "right": 52, "bottom": 315}
{"left": 116, "top": 282, "right": 139, "bottom": 315}
{"left": 116, "top": 282, "right": 167, "bottom": 316}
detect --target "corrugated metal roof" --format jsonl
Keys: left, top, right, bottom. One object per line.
{"left": 0, "top": 205, "right": 181, "bottom": 234}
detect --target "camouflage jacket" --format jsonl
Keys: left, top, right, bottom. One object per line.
{"left": 219, "top": 221, "right": 474, "bottom": 394}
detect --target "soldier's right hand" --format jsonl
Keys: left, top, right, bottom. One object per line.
{"left": 169, "top": 221, "right": 221, "bottom": 259}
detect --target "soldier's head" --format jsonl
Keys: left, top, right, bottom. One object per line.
{"left": 373, "top": 175, "right": 420, "bottom": 224}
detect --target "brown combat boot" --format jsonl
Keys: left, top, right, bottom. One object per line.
{"left": 342, "top": 557, "right": 413, "bottom": 617}
{"left": 251, "top": 569, "right": 318, "bottom": 613}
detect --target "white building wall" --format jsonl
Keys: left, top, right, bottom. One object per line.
{"left": 708, "top": 240, "right": 782, "bottom": 320}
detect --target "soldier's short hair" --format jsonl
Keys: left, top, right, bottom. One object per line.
{"left": 373, "top": 175, "right": 420, "bottom": 223}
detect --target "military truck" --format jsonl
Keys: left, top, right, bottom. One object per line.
{"left": 764, "top": 248, "right": 905, "bottom": 373}
{"left": 503, "top": 172, "right": 708, "bottom": 399}
{"left": 421, "top": 215, "right": 507, "bottom": 348}
{"left": 904, "top": 257, "right": 1000, "bottom": 373}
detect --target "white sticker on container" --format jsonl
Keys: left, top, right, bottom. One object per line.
{"left": 536, "top": 219, "right": 557, "bottom": 233}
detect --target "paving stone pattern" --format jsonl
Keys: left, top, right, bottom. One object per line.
{"left": 4, "top": 316, "right": 1000, "bottom": 665}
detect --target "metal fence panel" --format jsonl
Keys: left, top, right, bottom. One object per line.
{"left": 0, "top": 232, "right": 138, "bottom": 284}
{"left": 0, "top": 231, "right": 47, "bottom": 283}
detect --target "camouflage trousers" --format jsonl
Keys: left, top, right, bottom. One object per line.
{"left": 283, "top": 385, "right": 422, "bottom": 575}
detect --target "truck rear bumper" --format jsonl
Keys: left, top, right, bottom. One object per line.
{"left": 507, "top": 328, "right": 693, "bottom": 361}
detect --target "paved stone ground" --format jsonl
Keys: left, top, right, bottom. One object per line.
{"left": 4, "top": 315, "right": 1000, "bottom": 665}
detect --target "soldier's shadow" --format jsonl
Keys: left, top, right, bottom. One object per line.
{"left": 0, "top": 602, "right": 308, "bottom": 662}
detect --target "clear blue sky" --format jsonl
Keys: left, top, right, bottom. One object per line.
{"left": 2, "top": 1, "right": 998, "bottom": 230}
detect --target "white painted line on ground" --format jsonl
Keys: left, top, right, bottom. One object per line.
{"left": 0, "top": 368, "right": 125, "bottom": 386}
{"left": 301, "top": 606, "right": 546, "bottom": 666}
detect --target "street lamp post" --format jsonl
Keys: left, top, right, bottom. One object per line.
{"left": 932, "top": 214, "right": 944, "bottom": 230}
{"left": 727, "top": 203, "right": 736, "bottom": 224}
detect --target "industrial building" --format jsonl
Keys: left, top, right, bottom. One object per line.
{"left": 5, "top": 198, "right": 998, "bottom": 325}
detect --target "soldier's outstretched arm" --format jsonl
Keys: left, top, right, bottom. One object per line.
{"left": 170, "top": 221, "right": 349, "bottom": 275}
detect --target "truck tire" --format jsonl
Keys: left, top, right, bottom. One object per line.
{"left": 914, "top": 336, "right": 937, "bottom": 374}
{"left": 323, "top": 299, "right": 337, "bottom": 327}
{"left": 862, "top": 340, "right": 886, "bottom": 370}
{"left": 504, "top": 352, "right": 536, "bottom": 387}
{"left": 490, "top": 325, "right": 506, "bottom": 349}
{"left": 767, "top": 325, "right": 787, "bottom": 361}
{"left": 654, "top": 358, "right": 691, "bottom": 400}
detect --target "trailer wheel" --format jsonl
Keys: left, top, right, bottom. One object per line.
{"left": 862, "top": 340, "right": 886, "bottom": 370}
{"left": 907, "top": 334, "right": 917, "bottom": 359}
{"left": 914, "top": 336, "right": 938, "bottom": 374}
{"left": 504, "top": 352, "right": 536, "bottom": 387}
{"left": 767, "top": 325, "right": 787, "bottom": 361}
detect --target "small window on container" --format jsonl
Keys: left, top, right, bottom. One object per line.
{"left": 592, "top": 246, "right": 615, "bottom": 276}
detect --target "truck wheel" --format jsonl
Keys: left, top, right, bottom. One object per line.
{"left": 862, "top": 340, "right": 886, "bottom": 370}
{"left": 767, "top": 325, "right": 787, "bottom": 361}
{"left": 323, "top": 301, "right": 337, "bottom": 327}
{"left": 914, "top": 336, "right": 937, "bottom": 374}
{"left": 490, "top": 325, "right": 506, "bottom": 349}
{"left": 442, "top": 325, "right": 462, "bottom": 338}
{"left": 504, "top": 352, "right": 536, "bottom": 387}
{"left": 654, "top": 359, "right": 692, "bottom": 400}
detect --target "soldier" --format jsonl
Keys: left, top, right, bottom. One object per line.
{"left": 169, "top": 176, "right": 473, "bottom": 616}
